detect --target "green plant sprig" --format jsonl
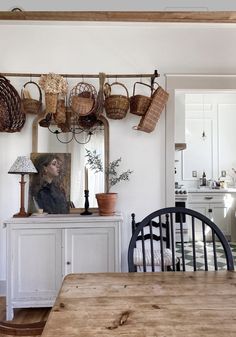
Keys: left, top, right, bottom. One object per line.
{"left": 85, "top": 149, "right": 133, "bottom": 192}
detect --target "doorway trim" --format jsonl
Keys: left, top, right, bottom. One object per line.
{"left": 165, "top": 74, "right": 236, "bottom": 207}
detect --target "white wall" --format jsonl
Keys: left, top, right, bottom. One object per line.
{"left": 1, "top": 22, "right": 236, "bottom": 283}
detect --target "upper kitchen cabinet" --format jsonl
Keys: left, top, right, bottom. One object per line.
{"left": 181, "top": 91, "right": 236, "bottom": 186}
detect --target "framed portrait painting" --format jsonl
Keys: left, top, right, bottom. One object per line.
{"left": 28, "top": 153, "right": 71, "bottom": 214}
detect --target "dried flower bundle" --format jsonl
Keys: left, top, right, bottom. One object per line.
{"left": 39, "top": 73, "right": 68, "bottom": 94}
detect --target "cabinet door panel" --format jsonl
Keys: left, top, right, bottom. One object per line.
{"left": 65, "top": 228, "right": 115, "bottom": 273}
{"left": 212, "top": 205, "right": 231, "bottom": 237}
{"left": 12, "top": 229, "right": 62, "bottom": 299}
{"left": 187, "top": 204, "right": 208, "bottom": 241}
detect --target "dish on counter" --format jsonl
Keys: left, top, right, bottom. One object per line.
{"left": 31, "top": 212, "right": 48, "bottom": 217}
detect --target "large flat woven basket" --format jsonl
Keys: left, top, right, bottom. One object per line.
{"left": 134, "top": 86, "right": 169, "bottom": 133}
{"left": 0, "top": 75, "right": 25, "bottom": 133}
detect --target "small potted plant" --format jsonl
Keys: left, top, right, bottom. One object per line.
{"left": 85, "top": 149, "right": 133, "bottom": 215}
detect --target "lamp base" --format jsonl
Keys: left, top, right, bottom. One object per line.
{"left": 13, "top": 211, "right": 29, "bottom": 218}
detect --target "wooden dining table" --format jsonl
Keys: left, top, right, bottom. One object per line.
{"left": 41, "top": 271, "right": 236, "bottom": 337}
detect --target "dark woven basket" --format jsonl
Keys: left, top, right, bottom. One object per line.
{"left": 0, "top": 75, "right": 25, "bottom": 133}
{"left": 21, "top": 81, "right": 42, "bottom": 114}
{"left": 78, "top": 113, "right": 98, "bottom": 129}
{"left": 104, "top": 82, "right": 129, "bottom": 120}
{"left": 130, "top": 82, "right": 152, "bottom": 116}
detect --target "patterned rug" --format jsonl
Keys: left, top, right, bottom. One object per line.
{"left": 176, "top": 242, "right": 236, "bottom": 271}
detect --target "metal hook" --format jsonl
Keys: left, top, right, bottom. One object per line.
{"left": 151, "top": 69, "right": 159, "bottom": 88}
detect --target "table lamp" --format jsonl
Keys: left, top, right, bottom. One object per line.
{"left": 8, "top": 156, "right": 38, "bottom": 217}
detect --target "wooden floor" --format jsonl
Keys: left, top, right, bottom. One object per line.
{"left": 0, "top": 297, "right": 50, "bottom": 335}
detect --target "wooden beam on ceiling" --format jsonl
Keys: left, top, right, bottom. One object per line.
{"left": 0, "top": 11, "right": 236, "bottom": 23}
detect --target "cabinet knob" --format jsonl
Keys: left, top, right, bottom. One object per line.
{"left": 208, "top": 209, "right": 213, "bottom": 213}
{"left": 66, "top": 261, "right": 71, "bottom": 265}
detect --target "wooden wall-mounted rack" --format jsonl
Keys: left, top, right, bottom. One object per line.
{"left": 0, "top": 70, "right": 160, "bottom": 81}
{"left": 0, "top": 11, "right": 235, "bottom": 23}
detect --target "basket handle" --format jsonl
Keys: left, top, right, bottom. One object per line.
{"left": 104, "top": 83, "right": 111, "bottom": 98}
{"left": 109, "top": 81, "right": 129, "bottom": 98}
{"left": 74, "top": 82, "right": 95, "bottom": 99}
{"left": 23, "top": 81, "right": 42, "bottom": 102}
{"left": 0, "top": 75, "right": 10, "bottom": 84}
{"left": 132, "top": 81, "right": 153, "bottom": 96}
{"left": 151, "top": 81, "right": 160, "bottom": 91}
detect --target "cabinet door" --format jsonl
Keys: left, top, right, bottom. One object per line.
{"left": 187, "top": 203, "right": 208, "bottom": 241}
{"left": 211, "top": 205, "right": 231, "bottom": 239}
{"left": 64, "top": 227, "right": 116, "bottom": 273}
{"left": 187, "top": 202, "right": 231, "bottom": 240}
{"left": 12, "top": 229, "right": 62, "bottom": 301}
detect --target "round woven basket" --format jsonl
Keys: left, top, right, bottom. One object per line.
{"left": 130, "top": 82, "right": 152, "bottom": 116}
{"left": 104, "top": 82, "right": 129, "bottom": 120}
{"left": 69, "top": 82, "right": 97, "bottom": 117}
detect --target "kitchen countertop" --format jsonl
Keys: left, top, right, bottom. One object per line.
{"left": 188, "top": 187, "right": 236, "bottom": 193}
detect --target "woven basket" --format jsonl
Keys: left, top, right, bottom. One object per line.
{"left": 54, "top": 98, "right": 66, "bottom": 125}
{"left": 134, "top": 86, "right": 169, "bottom": 133}
{"left": 130, "top": 82, "right": 152, "bottom": 116}
{"left": 104, "top": 82, "right": 129, "bottom": 120}
{"left": 0, "top": 95, "right": 11, "bottom": 131}
{"left": 70, "top": 82, "right": 97, "bottom": 117}
{"left": 78, "top": 113, "right": 98, "bottom": 129}
{"left": 21, "top": 81, "right": 42, "bottom": 114}
{"left": 0, "top": 75, "right": 25, "bottom": 133}
{"left": 45, "top": 93, "right": 58, "bottom": 114}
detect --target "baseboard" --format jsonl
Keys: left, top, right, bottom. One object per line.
{"left": 0, "top": 280, "right": 6, "bottom": 296}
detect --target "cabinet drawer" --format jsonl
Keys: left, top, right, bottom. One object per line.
{"left": 188, "top": 193, "right": 231, "bottom": 204}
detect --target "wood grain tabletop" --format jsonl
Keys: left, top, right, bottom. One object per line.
{"left": 41, "top": 272, "right": 236, "bottom": 337}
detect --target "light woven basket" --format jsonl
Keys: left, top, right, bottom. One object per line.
{"left": 134, "top": 86, "right": 169, "bottom": 133}
{"left": 45, "top": 93, "right": 58, "bottom": 114}
{"left": 104, "top": 82, "right": 129, "bottom": 120}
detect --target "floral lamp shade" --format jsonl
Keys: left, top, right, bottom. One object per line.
{"left": 8, "top": 156, "right": 38, "bottom": 174}
{"left": 8, "top": 156, "right": 38, "bottom": 217}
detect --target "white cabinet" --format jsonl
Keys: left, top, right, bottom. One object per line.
{"left": 64, "top": 227, "right": 117, "bottom": 274}
{"left": 4, "top": 215, "right": 122, "bottom": 320}
{"left": 188, "top": 193, "right": 233, "bottom": 240}
{"left": 12, "top": 228, "right": 62, "bottom": 304}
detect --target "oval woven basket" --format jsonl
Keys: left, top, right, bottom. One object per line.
{"left": 69, "top": 82, "right": 97, "bottom": 117}
{"left": 21, "top": 81, "right": 42, "bottom": 114}
{"left": 104, "top": 82, "right": 129, "bottom": 120}
{"left": 0, "top": 75, "right": 25, "bottom": 133}
{"left": 130, "top": 82, "right": 152, "bottom": 116}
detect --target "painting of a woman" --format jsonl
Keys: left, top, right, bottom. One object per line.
{"left": 28, "top": 153, "right": 71, "bottom": 214}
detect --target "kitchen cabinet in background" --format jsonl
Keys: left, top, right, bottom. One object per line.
{"left": 188, "top": 192, "right": 234, "bottom": 241}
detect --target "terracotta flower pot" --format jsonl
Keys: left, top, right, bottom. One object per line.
{"left": 96, "top": 193, "right": 117, "bottom": 216}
